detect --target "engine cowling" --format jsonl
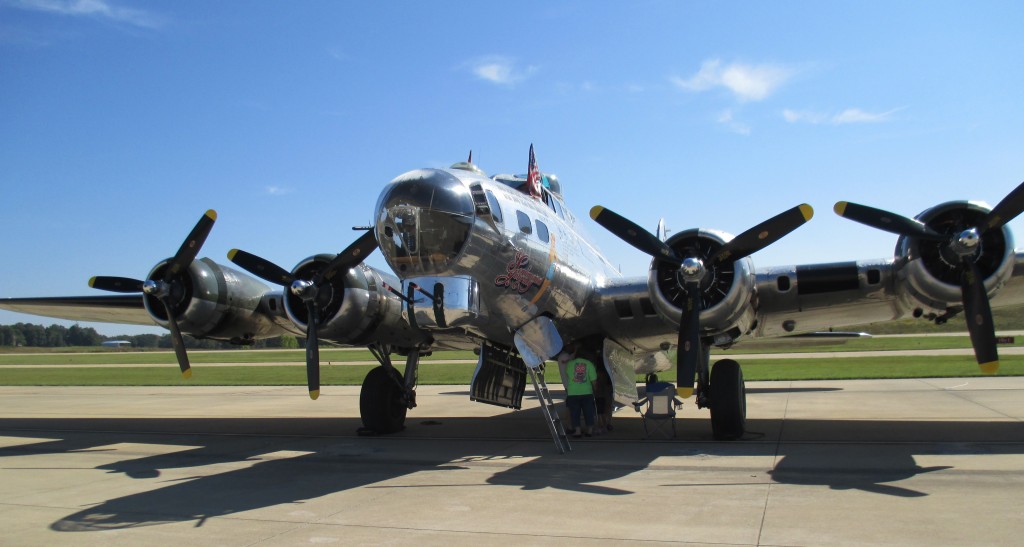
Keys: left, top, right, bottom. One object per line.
{"left": 143, "top": 258, "right": 290, "bottom": 343}
{"left": 284, "top": 254, "right": 420, "bottom": 346}
{"left": 648, "top": 229, "right": 757, "bottom": 339}
{"left": 896, "top": 200, "right": 1015, "bottom": 316}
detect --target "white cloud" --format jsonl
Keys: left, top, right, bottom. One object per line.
{"left": 672, "top": 59, "right": 795, "bottom": 102}
{"left": 717, "top": 109, "right": 751, "bottom": 135}
{"left": 6, "top": 0, "right": 165, "bottom": 28}
{"left": 783, "top": 107, "right": 902, "bottom": 125}
{"left": 782, "top": 109, "right": 827, "bottom": 124}
{"left": 266, "top": 186, "right": 293, "bottom": 196}
{"left": 466, "top": 56, "right": 537, "bottom": 86}
{"left": 832, "top": 107, "right": 901, "bottom": 124}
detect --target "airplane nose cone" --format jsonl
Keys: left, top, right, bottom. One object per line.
{"left": 375, "top": 169, "right": 476, "bottom": 275}
{"left": 376, "top": 168, "right": 475, "bottom": 218}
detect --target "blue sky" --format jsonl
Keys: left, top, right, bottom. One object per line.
{"left": 2, "top": 1, "right": 1023, "bottom": 335}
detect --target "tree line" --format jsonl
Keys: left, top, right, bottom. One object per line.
{"left": 0, "top": 322, "right": 301, "bottom": 350}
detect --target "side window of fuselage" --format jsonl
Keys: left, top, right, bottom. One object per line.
{"left": 535, "top": 219, "right": 550, "bottom": 243}
{"left": 485, "top": 190, "right": 503, "bottom": 224}
{"left": 516, "top": 210, "right": 532, "bottom": 235}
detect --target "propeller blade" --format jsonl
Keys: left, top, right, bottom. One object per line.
{"left": 227, "top": 249, "right": 295, "bottom": 287}
{"left": 89, "top": 276, "right": 144, "bottom": 293}
{"left": 590, "top": 206, "right": 681, "bottom": 264}
{"left": 961, "top": 259, "right": 998, "bottom": 374}
{"left": 305, "top": 301, "right": 321, "bottom": 400}
{"left": 677, "top": 281, "right": 701, "bottom": 399}
{"left": 164, "top": 210, "right": 217, "bottom": 281}
{"left": 161, "top": 298, "right": 192, "bottom": 379}
{"left": 833, "top": 201, "right": 946, "bottom": 241}
{"left": 980, "top": 180, "right": 1024, "bottom": 235}
{"left": 317, "top": 229, "right": 379, "bottom": 283}
{"left": 709, "top": 204, "right": 815, "bottom": 266}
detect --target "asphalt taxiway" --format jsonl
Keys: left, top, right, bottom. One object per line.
{"left": 2, "top": 377, "right": 1023, "bottom": 545}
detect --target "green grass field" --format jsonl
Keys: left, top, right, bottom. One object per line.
{"left": 0, "top": 341, "right": 1020, "bottom": 385}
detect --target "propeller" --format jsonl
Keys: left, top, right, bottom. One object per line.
{"left": 834, "top": 180, "right": 1024, "bottom": 374}
{"left": 591, "top": 204, "right": 813, "bottom": 398}
{"left": 228, "top": 229, "right": 378, "bottom": 399}
{"left": 88, "top": 209, "right": 217, "bottom": 378}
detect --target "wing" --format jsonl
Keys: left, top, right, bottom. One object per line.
{"left": 0, "top": 295, "right": 152, "bottom": 325}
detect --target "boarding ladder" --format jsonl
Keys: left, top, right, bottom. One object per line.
{"left": 527, "top": 366, "right": 572, "bottom": 454}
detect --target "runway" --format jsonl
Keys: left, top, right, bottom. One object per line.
{"left": 2, "top": 378, "right": 1024, "bottom": 545}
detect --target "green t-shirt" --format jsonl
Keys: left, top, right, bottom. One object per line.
{"left": 565, "top": 358, "right": 597, "bottom": 396}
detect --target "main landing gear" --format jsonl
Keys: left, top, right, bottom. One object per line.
{"left": 359, "top": 345, "right": 420, "bottom": 434}
{"left": 707, "top": 359, "right": 746, "bottom": 440}
{"left": 694, "top": 344, "right": 746, "bottom": 441}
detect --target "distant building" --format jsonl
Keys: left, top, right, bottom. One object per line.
{"left": 101, "top": 340, "right": 131, "bottom": 349}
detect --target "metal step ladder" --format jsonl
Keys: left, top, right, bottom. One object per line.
{"left": 527, "top": 366, "right": 572, "bottom": 454}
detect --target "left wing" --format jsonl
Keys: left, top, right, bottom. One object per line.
{"left": 0, "top": 295, "right": 151, "bottom": 325}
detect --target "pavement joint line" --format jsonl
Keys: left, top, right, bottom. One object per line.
{"left": 930, "top": 380, "right": 1024, "bottom": 422}
{"left": 757, "top": 380, "right": 791, "bottom": 547}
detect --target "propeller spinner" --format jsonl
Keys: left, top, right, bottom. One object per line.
{"left": 591, "top": 204, "right": 813, "bottom": 398}
{"left": 834, "top": 180, "right": 1024, "bottom": 374}
{"left": 228, "top": 229, "right": 378, "bottom": 399}
{"left": 88, "top": 209, "right": 217, "bottom": 378}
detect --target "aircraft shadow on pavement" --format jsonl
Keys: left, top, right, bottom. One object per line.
{"left": 0, "top": 414, "right": 1021, "bottom": 532}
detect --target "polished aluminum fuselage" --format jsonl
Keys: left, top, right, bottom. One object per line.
{"left": 371, "top": 168, "right": 1024, "bottom": 363}
{"left": 375, "top": 168, "right": 621, "bottom": 351}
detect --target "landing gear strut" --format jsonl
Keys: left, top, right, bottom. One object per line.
{"left": 359, "top": 345, "right": 421, "bottom": 434}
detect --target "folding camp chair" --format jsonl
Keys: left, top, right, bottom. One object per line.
{"left": 633, "top": 383, "right": 683, "bottom": 438}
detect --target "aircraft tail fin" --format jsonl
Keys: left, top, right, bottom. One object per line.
{"left": 656, "top": 218, "right": 667, "bottom": 242}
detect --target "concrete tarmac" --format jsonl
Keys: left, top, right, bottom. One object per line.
{"left": 2, "top": 377, "right": 1024, "bottom": 546}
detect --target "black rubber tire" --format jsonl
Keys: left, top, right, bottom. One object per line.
{"left": 359, "top": 366, "right": 408, "bottom": 434}
{"left": 709, "top": 359, "right": 746, "bottom": 441}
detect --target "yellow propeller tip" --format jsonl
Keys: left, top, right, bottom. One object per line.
{"left": 799, "top": 203, "right": 814, "bottom": 221}
{"left": 676, "top": 386, "right": 694, "bottom": 399}
{"left": 227, "top": 249, "right": 238, "bottom": 260}
{"left": 88, "top": 276, "right": 97, "bottom": 288}
{"left": 309, "top": 390, "right": 320, "bottom": 400}
{"left": 979, "top": 361, "right": 999, "bottom": 375}
{"left": 834, "top": 201, "right": 849, "bottom": 216}
{"left": 205, "top": 209, "right": 217, "bottom": 221}
{"left": 589, "top": 205, "right": 605, "bottom": 220}
{"left": 181, "top": 369, "right": 193, "bottom": 380}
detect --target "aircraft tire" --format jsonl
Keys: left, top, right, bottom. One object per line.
{"left": 709, "top": 359, "right": 746, "bottom": 441}
{"left": 359, "top": 366, "right": 408, "bottom": 434}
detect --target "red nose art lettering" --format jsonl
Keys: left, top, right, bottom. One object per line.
{"left": 495, "top": 250, "right": 544, "bottom": 294}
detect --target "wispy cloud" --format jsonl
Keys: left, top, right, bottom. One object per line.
{"left": 672, "top": 59, "right": 795, "bottom": 102}
{"left": 783, "top": 107, "right": 902, "bottom": 125}
{"left": 717, "top": 109, "right": 751, "bottom": 135}
{"left": 5, "top": 0, "right": 165, "bottom": 28}
{"left": 465, "top": 56, "right": 538, "bottom": 86}
{"left": 265, "top": 186, "right": 293, "bottom": 196}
